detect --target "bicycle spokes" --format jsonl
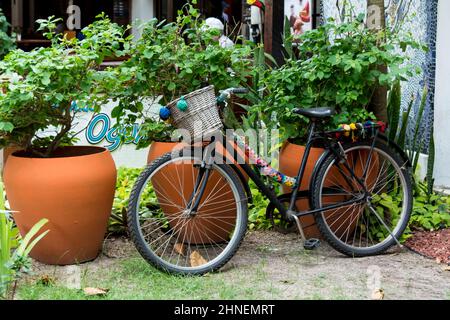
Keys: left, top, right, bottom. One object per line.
{"left": 317, "top": 145, "right": 409, "bottom": 250}
{"left": 135, "top": 156, "right": 242, "bottom": 270}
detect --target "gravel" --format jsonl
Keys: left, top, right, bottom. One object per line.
{"left": 405, "top": 229, "right": 450, "bottom": 264}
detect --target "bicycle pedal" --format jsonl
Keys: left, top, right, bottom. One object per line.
{"left": 303, "top": 238, "right": 320, "bottom": 250}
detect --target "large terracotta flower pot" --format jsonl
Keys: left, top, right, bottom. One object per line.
{"left": 147, "top": 142, "right": 242, "bottom": 244}
{"left": 280, "top": 141, "right": 378, "bottom": 239}
{"left": 2, "top": 146, "right": 22, "bottom": 169}
{"left": 3, "top": 146, "right": 116, "bottom": 265}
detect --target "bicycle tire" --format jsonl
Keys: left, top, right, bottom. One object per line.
{"left": 127, "top": 150, "right": 248, "bottom": 275}
{"left": 312, "top": 140, "right": 412, "bottom": 257}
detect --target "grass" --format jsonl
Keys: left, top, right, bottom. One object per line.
{"left": 18, "top": 258, "right": 267, "bottom": 300}
{"left": 14, "top": 232, "right": 450, "bottom": 300}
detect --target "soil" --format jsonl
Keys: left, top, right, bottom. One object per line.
{"left": 23, "top": 231, "right": 450, "bottom": 300}
{"left": 405, "top": 229, "right": 450, "bottom": 264}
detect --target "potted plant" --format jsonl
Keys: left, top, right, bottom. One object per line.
{"left": 247, "top": 15, "right": 421, "bottom": 236}
{"left": 108, "top": 4, "right": 252, "bottom": 242}
{"left": 112, "top": 3, "right": 252, "bottom": 161}
{"left": 0, "top": 15, "right": 131, "bottom": 265}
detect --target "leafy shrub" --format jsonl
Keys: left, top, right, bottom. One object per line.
{"left": 369, "top": 180, "right": 450, "bottom": 242}
{"left": 250, "top": 15, "right": 424, "bottom": 143}
{"left": 0, "top": 9, "right": 15, "bottom": 60}
{"left": 410, "top": 182, "right": 450, "bottom": 231}
{"left": 110, "top": 168, "right": 142, "bottom": 234}
{"left": 111, "top": 2, "right": 253, "bottom": 148}
{"left": 248, "top": 181, "right": 271, "bottom": 231}
{"left": 0, "top": 15, "right": 131, "bottom": 157}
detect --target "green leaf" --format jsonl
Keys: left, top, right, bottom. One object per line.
{"left": 167, "top": 82, "right": 176, "bottom": 91}
{"left": 111, "top": 106, "right": 122, "bottom": 119}
{"left": 15, "top": 218, "right": 49, "bottom": 257}
{"left": 0, "top": 122, "right": 14, "bottom": 132}
{"left": 388, "top": 81, "right": 400, "bottom": 141}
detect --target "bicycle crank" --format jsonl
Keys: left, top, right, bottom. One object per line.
{"left": 290, "top": 214, "right": 321, "bottom": 250}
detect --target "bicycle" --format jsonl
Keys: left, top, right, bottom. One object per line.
{"left": 127, "top": 86, "right": 413, "bottom": 275}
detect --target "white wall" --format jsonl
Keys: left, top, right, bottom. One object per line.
{"left": 433, "top": 0, "right": 450, "bottom": 188}
{"left": 131, "top": 0, "right": 155, "bottom": 39}
{"left": 70, "top": 101, "right": 152, "bottom": 168}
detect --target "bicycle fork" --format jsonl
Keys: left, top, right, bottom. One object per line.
{"left": 184, "top": 142, "right": 217, "bottom": 217}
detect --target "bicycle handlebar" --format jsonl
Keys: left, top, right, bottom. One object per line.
{"left": 217, "top": 87, "right": 249, "bottom": 103}
{"left": 230, "top": 88, "right": 249, "bottom": 94}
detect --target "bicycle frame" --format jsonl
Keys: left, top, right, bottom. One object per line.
{"left": 190, "top": 120, "right": 374, "bottom": 224}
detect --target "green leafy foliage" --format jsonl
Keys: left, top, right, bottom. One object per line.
{"left": 110, "top": 168, "right": 142, "bottom": 234}
{"left": 410, "top": 182, "right": 450, "bottom": 231}
{"left": 0, "top": 9, "right": 15, "bottom": 60}
{"left": 410, "top": 87, "right": 428, "bottom": 174}
{"left": 387, "top": 80, "right": 401, "bottom": 142}
{"left": 0, "top": 14, "right": 131, "bottom": 157}
{"left": 369, "top": 192, "right": 406, "bottom": 241}
{"left": 110, "top": 167, "right": 159, "bottom": 235}
{"left": 0, "top": 180, "right": 48, "bottom": 299}
{"left": 110, "top": 2, "right": 253, "bottom": 148}
{"left": 369, "top": 181, "right": 450, "bottom": 241}
{"left": 248, "top": 181, "right": 271, "bottom": 231}
{"left": 382, "top": 77, "right": 442, "bottom": 239}
{"left": 387, "top": 84, "right": 430, "bottom": 184}
{"left": 427, "top": 128, "right": 435, "bottom": 197}
{"left": 249, "top": 17, "right": 422, "bottom": 143}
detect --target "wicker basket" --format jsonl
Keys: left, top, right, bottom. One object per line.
{"left": 167, "top": 86, "right": 223, "bottom": 141}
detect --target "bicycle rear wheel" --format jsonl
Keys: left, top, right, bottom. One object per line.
{"left": 127, "top": 150, "right": 248, "bottom": 275}
{"left": 312, "top": 140, "right": 412, "bottom": 257}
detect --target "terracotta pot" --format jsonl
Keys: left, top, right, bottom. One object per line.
{"left": 3, "top": 146, "right": 117, "bottom": 265}
{"left": 280, "top": 142, "right": 378, "bottom": 239}
{"left": 279, "top": 142, "right": 326, "bottom": 238}
{"left": 147, "top": 141, "right": 184, "bottom": 163}
{"left": 2, "top": 146, "right": 22, "bottom": 168}
{"left": 147, "top": 142, "right": 240, "bottom": 244}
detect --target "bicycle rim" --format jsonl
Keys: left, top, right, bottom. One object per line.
{"left": 133, "top": 156, "right": 245, "bottom": 272}
{"left": 317, "top": 144, "right": 410, "bottom": 252}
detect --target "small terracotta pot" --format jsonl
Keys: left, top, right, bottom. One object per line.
{"left": 3, "top": 146, "right": 117, "bottom": 265}
{"left": 147, "top": 142, "right": 239, "bottom": 244}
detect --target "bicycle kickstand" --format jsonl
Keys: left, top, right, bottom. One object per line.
{"left": 291, "top": 214, "right": 321, "bottom": 251}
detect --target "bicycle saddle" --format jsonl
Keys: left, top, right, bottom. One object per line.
{"left": 293, "top": 107, "right": 336, "bottom": 119}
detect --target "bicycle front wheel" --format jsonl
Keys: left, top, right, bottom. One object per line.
{"left": 312, "top": 140, "right": 412, "bottom": 257}
{"left": 127, "top": 150, "right": 248, "bottom": 275}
